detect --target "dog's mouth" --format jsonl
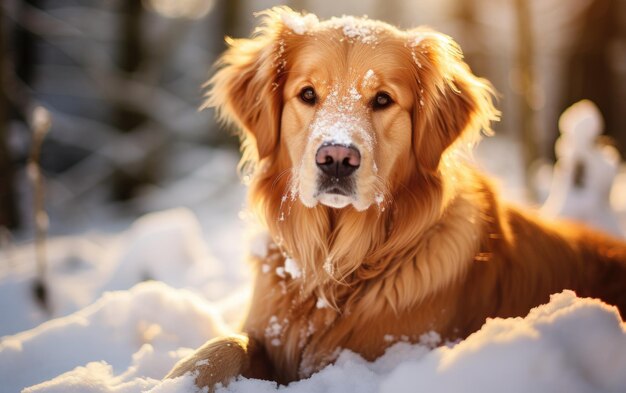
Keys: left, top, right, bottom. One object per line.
{"left": 318, "top": 174, "right": 354, "bottom": 193}
{"left": 316, "top": 193, "right": 354, "bottom": 208}
{"left": 314, "top": 175, "right": 356, "bottom": 208}
{"left": 324, "top": 187, "right": 349, "bottom": 196}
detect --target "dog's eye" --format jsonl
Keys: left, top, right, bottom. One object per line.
{"left": 299, "top": 87, "right": 317, "bottom": 105}
{"left": 372, "top": 92, "right": 393, "bottom": 110}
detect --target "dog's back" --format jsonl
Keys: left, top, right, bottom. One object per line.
{"left": 456, "top": 189, "right": 626, "bottom": 338}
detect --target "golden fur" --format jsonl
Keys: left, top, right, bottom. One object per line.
{"left": 166, "top": 7, "right": 626, "bottom": 390}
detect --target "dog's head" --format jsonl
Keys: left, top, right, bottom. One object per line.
{"left": 208, "top": 7, "right": 497, "bottom": 213}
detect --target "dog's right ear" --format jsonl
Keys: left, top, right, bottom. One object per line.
{"left": 205, "top": 8, "right": 291, "bottom": 162}
{"left": 407, "top": 29, "right": 499, "bottom": 172}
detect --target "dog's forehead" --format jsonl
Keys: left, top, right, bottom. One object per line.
{"left": 281, "top": 13, "right": 398, "bottom": 39}
{"left": 282, "top": 30, "right": 410, "bottom": 89}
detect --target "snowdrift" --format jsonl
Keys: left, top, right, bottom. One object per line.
{"left": 2, "top": 282, "right": 625, "bottom": 393}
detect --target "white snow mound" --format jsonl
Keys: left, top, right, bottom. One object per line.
{"left": 1, "top": 281, "right": 227, "bottom": 392}
{"left": 2, "top": 287, "right": 625, "bottom": 393}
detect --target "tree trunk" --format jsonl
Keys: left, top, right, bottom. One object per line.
{"left": 111, "top": 0, "right": 152, "bottom": 200}
{"left": 0, "top": 5, "right": 19, "bottom": 229}
{"left": 114, "top": 0, "right": 146, "bottom": 132}
{"left": 561, "top": 0, "right": 624, "bottom": 155}
{"left": 514, "top": 0, "right": 539, "bottom": 199}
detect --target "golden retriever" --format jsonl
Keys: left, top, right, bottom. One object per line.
{"left": 166, "top": 7, "right": 626, "bottom": 390}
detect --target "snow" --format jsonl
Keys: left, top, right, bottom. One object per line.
{"left": 281, "top": 12, "right": 319, "bottom": 35}
{"left": 323, "top": 257, "right": 335, "bottom": 276}
{"left": 541, "top": 100, "right": 623, "bottom": 236}
{"left": 1, "top": 281, "right": 226, "bottom": 392}
{"left": 264, "top": 316, "right": 285, "bottom": 347}
{"left": 308, "top": 85, "right": 374, "bottom": 150}
{"left": 381, "top": 292, "right": 626, "bottom": 393}
{"left": 315, "top": 297, "right": 329, "bottom": 309}
{"left": 284, "top": 258, "right": 302, "bottom": 279}
{"left": 0, "top": 208, "right": 237, "bottom": 338}
{"left": 4, "top": 285, "right": 625, "bottom": 393}
{"left": 408, "top": 31, "right": 440, "bottom": 49}
{"left": 362, "top": 69, "right": 376, "bottom": 89}
{"left": 280, "top": 11, "right": 381, "bottom": 45}
{"left": 327, "top": 16, "right": 380, "bottom": 44}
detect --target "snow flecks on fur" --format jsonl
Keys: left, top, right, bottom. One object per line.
{"left": 281, "top": 12, "right": 319, "bottom": 35}
{"left": 323, "top": 257, "right": 335, "bottom": 277}
{"left": 374, "top": 193, "right": 385, "bottom": 212}
{"left": 194, "top": 359, "right": 209, "bottom": 367}
{"left": 411, "top": 49, "right": 423, "bottom": 69}
{"left": 308, "top": 85, "right": 373, "bottom": 150}
{"left": 275, "top": 266, "right": 286, "bottom": 278}
{"left": 418, "top": 331, "right": 442, "bottom": 349}
{"left": 278, "top": 190, "right": 297, "bottom": 223}
{"left": 361, "top": 69, "right": 377, "bottom": 90}
{"left": 408, "top": 31, "right": 442, "bottom": 52}
{"left": 310, "top": 112, "right": 355, "bottom": 147}
{"left": 349, "top": 86, "right": 362, "bottom": 103}
{"left": 278, "top": 280, "right": 288, "bottom": 295}
{"left": 363, "top": 69, "right": 375, "bottom": 82}
{"left": 383, "top": 334, "right": 410, "bottom": 345}
{"left": 265, "top": 316, "right": 288, "bottom": 347}
{"left": 316, "top": 297, "right": 330, "bottom": 309}
{"left": 280, "top": 10, "right": 383, "bottom": 45}
{"left": 274, "top": 40, "right": 287, "bottom": 74}
{"left": 406, "top": 34, "right": 436, "bottom": 109}
{"left": 284, "top": 258, "right": 302, "bottom": 279}
{"left": 298, "top": 320, "right": 317, "bottom": 350}
{"left": 380, "top": 332, "right": 441, "bottom": 350}
{"left": 327, "top": 16, "right": 382, "bottom": 45}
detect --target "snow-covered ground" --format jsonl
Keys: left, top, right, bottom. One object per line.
{"left": 2, "top": 136, "right": 626, "bottom": 393}
{"left": 4, "top": 285, "right": 626, "bottom": 393}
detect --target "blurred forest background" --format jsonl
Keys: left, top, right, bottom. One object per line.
{"left": 1, "top": 0, "right": 625, "bottom": 242}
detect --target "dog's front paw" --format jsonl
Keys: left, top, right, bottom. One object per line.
{"left": 165, "top": 335, "right": 250, "bottom": 392}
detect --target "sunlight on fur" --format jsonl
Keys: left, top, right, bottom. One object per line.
{"left": 167, "top": 7, "right": 626, "bottom": 391}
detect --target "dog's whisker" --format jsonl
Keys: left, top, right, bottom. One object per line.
{"left": 271, "top": 167, "right": 294, "bottom": 191}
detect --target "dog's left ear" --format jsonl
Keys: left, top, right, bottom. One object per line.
{"left": 408, "top": 30, "right": 499, "bottom": 171}
{"left": 205, "top": 8, "right": 292, "bottom": 162}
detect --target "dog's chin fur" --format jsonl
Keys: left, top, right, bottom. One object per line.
{"left": 295, "top": 192, "right": 371, "bottom": 211}
{"left": 166, "top": 6, "right": 626, "bottom": 391}
{"left": 317, "top": 193, "right": 355, "bottom": 209}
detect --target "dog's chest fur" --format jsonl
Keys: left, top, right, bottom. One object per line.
{"left": 241, "top": 225, "right": 481, "bottom": 383}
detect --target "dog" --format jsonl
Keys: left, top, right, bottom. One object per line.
{"left": 166, "top": 7, "right": 626, "bottom": 390}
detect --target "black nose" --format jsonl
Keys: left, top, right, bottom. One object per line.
{"left": 315, "top": 144, "right": 361, "bottom": 178}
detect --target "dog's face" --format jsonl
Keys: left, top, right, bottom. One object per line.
{"left": 280, "top": 29, "right": 415, "bottom": 210}
{"left": 209, "top": 8, "right": 497, "bottom": 212}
